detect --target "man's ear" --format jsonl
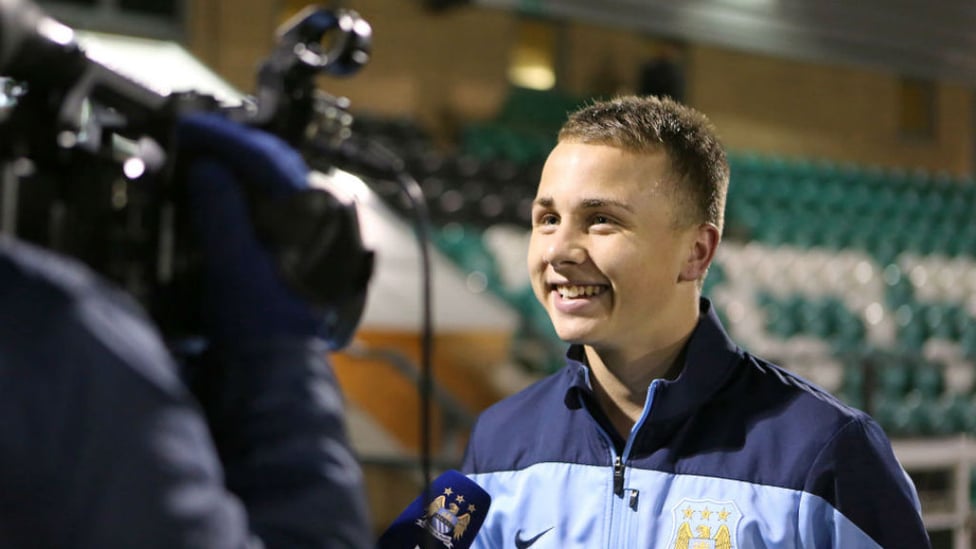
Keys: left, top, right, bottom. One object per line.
{"left": 678, "top": 223, "right": 721, "bottom": 282}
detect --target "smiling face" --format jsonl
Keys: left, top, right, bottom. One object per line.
{"left": 528, "top": 141, "right": 711, "bottom": 358}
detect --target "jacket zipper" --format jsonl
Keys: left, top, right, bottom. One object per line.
{"left": 614, "top": 379, "right": 660, "bottom": 502}
{"left": 613, "top": 455, "right": 625, "bottom": 496}
{"left": 581, "top": 378, "right": 660, "bottom": 547}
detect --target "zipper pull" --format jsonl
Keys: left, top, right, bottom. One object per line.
{"left": 613, "top": 455, "right": 624, "bottom": 496}
{"left": 629, "top": 489, "right": 640, "bottom": 511}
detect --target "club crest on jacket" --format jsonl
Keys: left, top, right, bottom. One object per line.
{"left": 669, "top": 498, "right": 741, "bottom": 549}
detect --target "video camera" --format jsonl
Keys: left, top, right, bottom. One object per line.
{"left": 0, "top": 0, "right": 377, "bottom": 347}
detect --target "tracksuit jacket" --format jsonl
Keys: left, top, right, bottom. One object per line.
{"left": 462, "top": 299, "right": 930, "bottom": 548}
{"left": 0, "top": 236, "right": 370, "bottom": 548}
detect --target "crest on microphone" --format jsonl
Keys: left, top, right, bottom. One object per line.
{"left": 416, "top": 486, "right": 478, "bottom": 548}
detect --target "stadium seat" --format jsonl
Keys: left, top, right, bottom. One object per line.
{"left": 913, "top": 362, "right": 945, "bottom": 400}
{"left": 432, "top": 224, "right": 503, "bottom": 293}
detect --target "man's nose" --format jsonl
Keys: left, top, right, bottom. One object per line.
{"left": 543, "top": 228, "right": 587, "bottom": 266}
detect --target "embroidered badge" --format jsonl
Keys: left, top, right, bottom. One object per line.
{"left": 668, "top": 498, "right": 741, "bottom": 549}
{"left": 416, "top": 487, "right": 477, "bottom": 548}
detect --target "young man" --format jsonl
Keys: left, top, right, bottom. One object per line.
{"left": 461, "top": 96, "right": 929, "bottom": 548}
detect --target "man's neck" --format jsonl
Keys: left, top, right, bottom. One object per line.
{"left": 584, "top": 324, "right": 695, "bottom": 440}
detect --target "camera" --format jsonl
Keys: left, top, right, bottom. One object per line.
{"left": 0, "top": 0, "right": 376, "bottom": 347}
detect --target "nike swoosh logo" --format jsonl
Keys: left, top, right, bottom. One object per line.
{"left": 515, "top": 527, "right": 554, "bottom": 549}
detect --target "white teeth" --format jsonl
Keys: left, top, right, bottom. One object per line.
{"left": 556, "top": 284, "right": 605, "bottom": 298}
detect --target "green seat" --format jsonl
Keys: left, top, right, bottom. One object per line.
{"left": 432, "top": 225, "right": 503, "bottom": 293}
{"left": 928, "top": 394, "right": 973, "bottom": 435}
{"left": 871, "top": 393, "right": 929, "bottom": 437}
{"left": 702, "top": 262, "right": 726, "bottom": 295}
{"left": 958, "top": 322, "right": 976, "bottom": 361}
{"left": 897, "top": 320, "right": 928, "bottom": 353}
{"left": 876, "top": 362, "right": 913, "bottom": 400}
{"left": 913, "top": 363, "right": 944, "bottom": 399}
{"left": 797, "top": 299, "right": 832, "bottom": 338}
{"left": 760, "top": 293, "right": 802, "bottom": 338}
{"left": 727, "top": 152, "right": 764, "bottom": 180}
{"left": 885, "top": 392, "right": 930, "bottom": 437}
{"left": 839, "top": 182, "right": 874, "bottom": 218}
{"left": 833, "top": 309, "right": 867, "bottom": 352}
{"left": 837, "top": 354, "right": 866, "bottom": 408}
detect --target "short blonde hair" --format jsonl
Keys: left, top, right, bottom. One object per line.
{"left": 558, "top": 95, "right": 729, "bottom": 233}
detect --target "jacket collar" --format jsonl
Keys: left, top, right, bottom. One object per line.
{"left": 562, "top": 297, "right": 743, "bottom": 423}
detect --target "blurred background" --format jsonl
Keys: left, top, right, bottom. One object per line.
{"left": 37, "top": 0, "right": 976, "bottom": 546}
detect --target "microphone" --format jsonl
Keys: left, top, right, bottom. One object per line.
{"left": 376, "top": 470, "right": 491, "bottom": 549}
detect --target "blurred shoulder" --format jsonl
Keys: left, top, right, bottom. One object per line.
{"left": 0, "top": 236, "right": 182, "bottom": 394}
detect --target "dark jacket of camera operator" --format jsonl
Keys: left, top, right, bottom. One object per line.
{"left": 0, "top": 114, "right": 371, "bottom": 548}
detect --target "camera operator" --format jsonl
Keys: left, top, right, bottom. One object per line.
{"left": 0, "top": 112, "right": 372, "bottom": 548}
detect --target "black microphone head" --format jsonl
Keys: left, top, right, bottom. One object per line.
{"left": 376, "top": 470, "right": 491, "bottom": 549}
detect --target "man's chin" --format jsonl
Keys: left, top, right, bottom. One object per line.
{"left": 553, "top": 328, "right": 597, "bottom": 346}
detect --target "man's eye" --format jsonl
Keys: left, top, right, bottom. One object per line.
{"left": 591, "top": 215, "right": 612, "bottom": 225}
{"left": 537, "top": 213, "right": 558, "bottom": 225}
